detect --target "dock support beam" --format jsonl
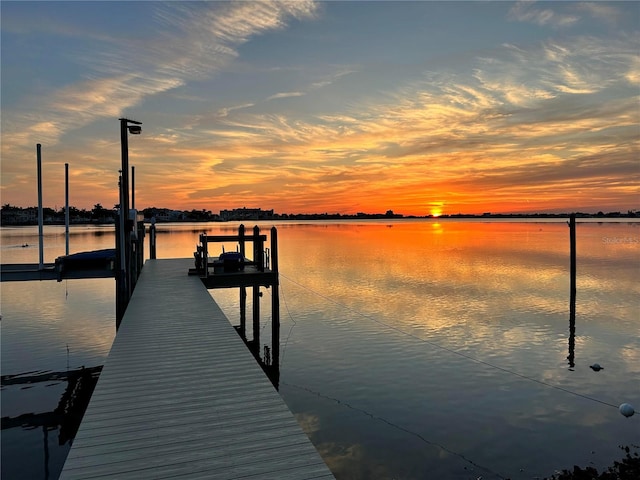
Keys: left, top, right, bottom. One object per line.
{"left": 239, "top": 286, "right": 247, "bottom": 339}
{"left": 116, "top": 212, "right": 125, "bottom": 329}
{"left": 239, "top": 224, "right": 245, "bottom": 258}
{"left": 253, "top": 225, "right": 264, "bottom": 271}
{"left": 271, "top": 226, "right": 280, "bottom": 372}
{"left": 252, "top": 285, "right": 261, "bottom": 355}
{"left": 149, "top": 218, "right": 156, "bottom": 260}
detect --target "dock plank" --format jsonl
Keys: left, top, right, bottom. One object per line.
{"left": 60, "top": 258, "right": 333, "bottom": 479}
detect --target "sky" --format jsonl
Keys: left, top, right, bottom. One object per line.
{"left": 1, "top": 1, "right": 638, "bottom": 216}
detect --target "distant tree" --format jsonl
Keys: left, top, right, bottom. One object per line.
{"left": 43, "top": 207, "right": 56, "bottom": 217}
{"left": 91, "top": 203, "right": 108, "bottom": 221}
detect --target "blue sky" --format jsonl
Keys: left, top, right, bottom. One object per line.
{"left": 2, "top": 1, "right": 638, "bottom": 215}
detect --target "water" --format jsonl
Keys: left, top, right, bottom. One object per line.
{"left": 2, "top": 220, "right": 639, "bottom": 479}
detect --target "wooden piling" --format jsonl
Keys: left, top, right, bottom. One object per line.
{"left": 271, "top": 226, "right": 280, "bottom": 372}
{"left": 202, "top": 233, "right": 208, "bottom": 278}
{"left": 239, "top": 286, "right": 247, "bottom": 339}
{"left": 65, "top": 163, "right": 70, "bottom": 256}
{"left": 253, "top": 225, "right": 264, "bottom": 271}
{"left": 252, "top": 285, "right": 261, "bottom": 355}
{"left": 149, "top": 219, "right": 156, "bottom": 260}
{"left": 568, "top": 214, "right": 576, "bottom": 369}
{"left": 115, "top": 214, "right": 125, "bottom": 329}
{"left": 37, "top": 144, "right": 44, "bottom": 270}
{"left": 239, "top": 224, "right": 245, "bottom": 258}
{"left": 569, "top": 214, "right": 576, "bottom": 321}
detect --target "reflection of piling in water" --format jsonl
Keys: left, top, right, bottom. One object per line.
{"left": 1, "top": 366, "right": 102, "bottom": 446}
{"left": 568, "top": 214, "right": 576, "bottom": 369}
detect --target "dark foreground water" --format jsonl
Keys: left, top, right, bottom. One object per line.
{"left": 2, "top": 219, "right": 639, "bottom": 479}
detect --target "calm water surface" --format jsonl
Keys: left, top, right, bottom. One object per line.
{"left": 1, "top": 220, "right": 639, "bottom": 479}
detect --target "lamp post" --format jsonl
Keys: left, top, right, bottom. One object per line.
{"left": 117, "top": 118, "right": 142, "bottom": 325}
{"left": 120, "top": 118, "right": 141, "bottom": 227}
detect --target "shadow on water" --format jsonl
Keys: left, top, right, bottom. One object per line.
{"left": 1, "top": 366, "right": 102, "bottom": 478}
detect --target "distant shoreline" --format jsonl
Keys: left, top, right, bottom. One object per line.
{"left": 2, "top": 212, "right": 639, "bottom": 227}
{"left": 3, "top": 204, "right": 637, "bottom": 226}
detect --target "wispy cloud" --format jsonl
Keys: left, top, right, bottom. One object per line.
{"left": 2, "top": 1, "right": 319, "bottom": 151}
{"left": 177, "top": 34, "right": 638, "bottom": 214}
{"left": 217, "top": 103, "right": 255, "bottom": 118}
{"left": 575, "top": 2, "right": 624, "bottom": 26}
{"left": 508, "top": 1, "right": 579, "bottom": 28}
{"left": 2, "top": 1, "right": 636, "bottom": 214}
{"left": 266, "top": 91, "right": 306, "bottom": 101}
{"left": 310, "top": 68, "right": 358, "bottom": 89}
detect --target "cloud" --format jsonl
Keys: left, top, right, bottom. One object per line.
{"left": 217, "top": 103, "right": 255, "bottom": 118}
{"left": 508, "top": 1, "right": 579, "bottom": 28}
{"left": 625, "top": 54, "right": 640, "bottom": 86}
{"left": 179, "top": 33, "right": 638, "bottom": 214}
{"left": 2, "top": 1, "right": 636, "bottom": 215}
{"left": 575, "top": 2, "right": 624, "bottom": 25}
{"left": 310, "top": 68, "right": 358, "bottom": 89}
{"left": 2, "top": 1, "right": 319, "bottom": 151}
{"left": 266, "top": 91, "right": 306, "bottom": 101}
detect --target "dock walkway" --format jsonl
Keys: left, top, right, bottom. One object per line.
{"left": 60, "top": 258, "right": 333, "bottom": 479}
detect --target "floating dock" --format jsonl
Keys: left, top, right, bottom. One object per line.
{"left": 59, "top": 258, "right": 333, "bottom": 479}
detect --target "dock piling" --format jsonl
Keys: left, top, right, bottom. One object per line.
{"left": 568, "top": 214, "right": 577, "bottom": 369}
{"left": 37, "top": 144, "right": 44, "bottom": 270}
{"left": 65, "top": 163, "right": 70, "bottom": 256}
{"left": 569, "top": 214, "right": 576, "bottom": 319}
{"left": 239, "top": 224, "right": 245, "bottom": 258}
{"left": 252, "top": 285, "right": 261, "bottom": 355}
{"left": 271, "top": 226, "right": 280, "bottom": 373}
{"left": 149, "top": 217, "right": 156, "bottom": 260}
{"left": 239, "top": 286, "right": 247, "bottom": 339}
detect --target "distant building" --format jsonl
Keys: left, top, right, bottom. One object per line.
{"left": 219, "top": 207, "right": 274, "bottom": 221}
{"left": 154, "top": 209, "right": 186, "bottom": 222}
{"left": 1, "top": 206, "right": 38, "bottom": 225}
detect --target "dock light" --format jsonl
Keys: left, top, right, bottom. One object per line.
{"left": 116, "top": 117, "right": 142, "bottom": 324}
{"left": 619, "top": 403, "right": 635, "bottom": 418}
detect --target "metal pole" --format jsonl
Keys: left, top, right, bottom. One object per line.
{"left": 65, "top": 163, "right": 70, "bottom": 255}
{"left": 120, "top": 119, "right": 129, "bottom": 227}
{"left": 37, "top": 144, "right": 44, "bottom": 270}
{"left": 120, "top": 119, "right": 130, "bottom": 298}
{"left": 131, "top": 165, "right": 135, "bottom": 211}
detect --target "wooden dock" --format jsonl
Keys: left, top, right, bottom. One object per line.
{"left": 59, "top": 258, "right": 333, "bottom": 479}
